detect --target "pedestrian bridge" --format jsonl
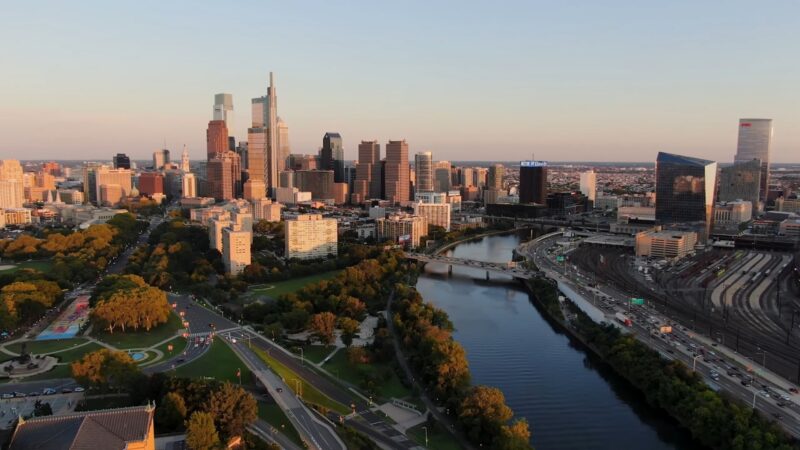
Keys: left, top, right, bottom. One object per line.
{"left": 404, "top": 253, "right": 537, "bottom": 279}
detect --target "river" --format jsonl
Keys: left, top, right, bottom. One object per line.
{"left": 415, "top": 232, "right": 704, "bottom": 450}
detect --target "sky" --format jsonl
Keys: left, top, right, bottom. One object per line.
{"left": 1, "top": 0, "right": 799, "bottom": 163}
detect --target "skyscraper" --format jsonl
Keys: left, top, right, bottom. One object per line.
{"left": 414, "top": 151, "right": 433, "bottom": 193}
{"left": 353, "top": 140, "right": 380, "bottom": 203}
{"left": 152, "top": 149, "right": 170, "bottom": 170}
{"left": 213, "top": 93, "right": 234, "bottom": 136}
{"left": 207, "top": 151, "right": 241, "bottom": 201}
{"left": 718, "top": 159, "right": 761, "bottom": 216}
{"left": 180, "top": 145, "right": 191, "bottom": 172}
{"left": 181, "top": 172, "right": 197, "bottom": 198}
{"left": 655, "top": 152, "right": 717, "bottom": 228}
{"left": 734, "top": 118, "right": 772, "bottom": 204}
{"left": 385, "top": 140, "right": 410, "bottom": 204}
{"left": 0, "top": 160, "right": 24, "bottom": 209}
{"left": 277, "top": 117, "right": 290, "bottom": 178}
{"left": 487, "top": 164, "right": 504, "bottom": 190}
{"left": 320, "top": 133, "right": 345, "bottom": 182}
{"left": 113, "top": 153, "right": 131, "bottom": 169}
{"left": 579, "top": 170, "right": 597, "bottom": 202}
{"left": 519, "top": 161, "right": 548, "bottom": 204}
{"left": 206, "top": 120, "right": 229, "bottom": 159}
{"left": 248, "top": 73, "right": 279, "bottom": 194}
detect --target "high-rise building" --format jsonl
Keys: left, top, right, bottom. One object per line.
{"left": 0, "top": 160, "right": 24, "bottom": 209}
{"left": 209, "top": 217, "right": 231, "bottom": 251}
{"left": 294, "top": 170, "right": 334, "bottom": 200}
{"left": 285, "top": 214, "right": 338, "bottom": 260}
{"left": 472, "top": 167, "right": 488, "bottom": 189}
{"left": 222, "top": 225, "right": 251, "bottom": 275}
{"left": 460, "top": 167, "right": 474, "bottom": 187}
{"left": 434, "top": 162, "right": 452, "bottom": 193}
{"left": 487, "top": 164, "right": 504, "bottom": 190}
{"left": 579, "top": 170, "right": 597, "bottom": 202}
{"left": 207, "top": 151, "right": 241, "bottom": 201}
{"left": 353, "top": 140, "right": 380, "bottom": 203}
{"left": 138, "top": 172, "right": 164, "bottom": 196}
{"left": 42, "top": 162, "right": 61, "bottom": 176}
{"left": 385, "top": 140, "right": 410, "bottom": 204}
{"left": 414, "top": 202, "right": 451, "bottom": 232}
{"left": 249, "top": 73, "right": 279, "bottom": 194}
{"left": 414, "top": 152, "right": 433, "bottom": 193}
{"left": 376, "top": 214, "right": 427, "bottom": 247}
{"left": 95, "top": 166, "right": 132, "bottom": 206}
{"left": 654, "top": 152, "right": 717, "bottom": 228}
{"left": 181, "top": 172, "right": 197, "bottom": 198}
{"left": 153, "top": 149, "right": 170, "bottom": 170}
{"left": 206, "top": 120, "right": 229, "bottom": 159}
{"left": 734, "top": 118, "right": 772, "bottom": 203}
{"left": 252, "top": 198, "right": 283, "bottom": 222}
{"left": 718, "top": 159, "right": 761, "bottom": 216}
{"left": 213, "top": 93, "right": 234, "bottom": 139}
{"left": 113, "top": 153, "right": 131, "bottom": 169}
{"left": 320, "top": 133, "right": 345, "bottom": 182}
{"left": 277, "top": 117, "right": 291, "bottom": 179}
{"left": 180, "top": 145, "right": 191, "bottom": 172}
{"left": 519, "top": 161, "right": 548, "bottom": 204}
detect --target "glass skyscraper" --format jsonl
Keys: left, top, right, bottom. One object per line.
{"left": 718, "top": 159, "right": 761, "bottom": 216}
{"left": 734, "top": 118, "right": 772, "bottom": 203}
{"left": 655, "top": 152, "right": 717, "bottom": 227}
{"left": 519, "top": 161, "right": 547, "bottom": 204}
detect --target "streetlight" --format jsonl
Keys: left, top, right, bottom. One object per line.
{"left": 292, "top": 379, "right": 302, "bottom": 398}
{"left": 692, "top": 354, "right": 701, "bottom": 372}
{"left": 422, "top": 426, "right": 428, "bottom": 447}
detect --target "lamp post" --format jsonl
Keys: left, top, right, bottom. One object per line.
{"left": 693, "top": 354, "right": 701, "bottom": 372}
{"left": 422, "top": 426, "right": 428, "bottom": 447}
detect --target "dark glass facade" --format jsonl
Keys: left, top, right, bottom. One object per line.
{"left": 113, "top": 153, "right": 131, "bottom": 169}
{"left": 655, "top": 152, "right": 716, "bottom": 225}
{"left": 519, "top": 161, "right": 547, "bottom": 204}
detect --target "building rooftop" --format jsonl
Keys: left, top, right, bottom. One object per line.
{"left": 9, "top": 404, "right": 155, "bottom": 450}
{"left": 656, "top": 152, "right": 714, "bottom": 166}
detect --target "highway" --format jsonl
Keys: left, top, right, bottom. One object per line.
{"left": 523, "top": 234, "right": 800, "bottom": 438}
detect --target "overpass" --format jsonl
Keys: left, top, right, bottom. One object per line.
{"left": 405, "top": 253, "right": 538, "bottom": 279}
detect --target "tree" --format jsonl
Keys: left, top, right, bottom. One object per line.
{"left": 156, "top": 392, "right": 188, "bottom": 431}
{"left": 205, "top": 382, "right": 258, "bottom": 440}
{"left": 90, "top": 285, "right": 170, "bottom": 333}
{"left": 185, "top": 411, "right": 220, "bottom": 450}
{"left": 309, "top": 312, "right": 337, "bottom": 345}
{"left": 495, "top": 419, "right": 533, "bottom": 450}
{"left": 70, "top": 349, "right": 140, "bottom": 391}
{"left": 458, "top": 386, "right": 514, "bottom": 446}
{"left": 33, "top": 401, "right": 53, "bottom": 417}
{"left": 338, "top": 317, "right": 360, "bottom": 347}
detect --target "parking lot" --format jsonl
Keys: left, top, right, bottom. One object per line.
{"left": 0, "top": 390, "right": 84, "bottom": 429}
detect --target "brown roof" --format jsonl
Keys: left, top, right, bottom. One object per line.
{"left": 8, "top": 404, "right": 154, "bottom": 450}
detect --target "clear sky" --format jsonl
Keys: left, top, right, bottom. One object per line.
{"left": 1, "top": 0, "right": 798, "bottom": 163}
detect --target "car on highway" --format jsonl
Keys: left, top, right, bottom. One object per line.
{"left": 42, "top": 388, "right": 56, "bottom": 395}
{"left": 13, "top": 392, "right": 26, "bottom": 398}
{"left": 276, "top": 387, "right": 283, "bottom": 393}
{"left": 74, "top": 387, "right": 84, "bottom": 393}
{"left": 1, "top": 393, "right": 12, "bottom": 399}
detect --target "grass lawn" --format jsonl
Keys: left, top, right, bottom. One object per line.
{"left": 152, "top": 336, "right": 187, "bottom": 359}
{"left": 0, "top": 260, "right": 53, "bottom": 273}
{"left": 93, "top": 313, "right": 183, "bottom": 349}
{"left": 51, "top": 342, "right": 104, "bottom": 363}
{"left": 324, "top": 350, "right": 412, "bottom": 401}
{"left": 24, "top": 363, "right": 72, "bottom": 381}
{"left": 252, "top": 347, "right": 349, "bottom": 415}
{"left": 407, "top": 423, "right": 462, "bottom": 450}
{"left": 287, "top": 344, "right": 336, "bottom": 364}
{"left": 5, "top": 338, "right": 89, "bottom": 355}
{"left": 258, "top": 401, "right": 304, "bottom": 447}
{"left": 248, "top": 271, "right": 340, "bottom": 300}
{"left": 173, "top": 340, "right": 253, "bottom": 385}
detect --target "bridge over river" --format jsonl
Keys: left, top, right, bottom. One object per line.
{"left": 404, "top": 252, "right": 538, "bottom": 279}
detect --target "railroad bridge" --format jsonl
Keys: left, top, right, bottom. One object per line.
{"left": 404, "top": 252, "right": 538, "bottom": 280}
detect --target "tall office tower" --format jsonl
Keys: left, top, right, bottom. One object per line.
{"left": 207, "top": 151, "right": 241, "bottom": 201}
{"left": 277, "top": 117, "right": 290, "bottom": 177}
{"left": 519, "top": 161, "right": 548, "bottom": 204}
{"left": 181, "top": 172, "right": 197, "bottom": 198}
{"left": 434, "top": 161, "right": 452, "bottom": 193}
{"left": 579, "top": 170, "right": 597, "bottom": 202}
{"left": 473, "top": 167, "right": 488, "bottom": 189}
{"left": 655, "top": 152, "right": 717, "bottom": 229}
{"left": 213, "top": 93, "right": 234, "bottom": 136}
{"left": 414, "top": 152, "right": 434, "bottom": 193}
{"left": 222, "top": 225, "right": 251, "bottom": 275}
{"left": 414, "top": 202, "right": 451, "bottom": 232}
{"left": 352, "top": 140, "right": 380, "bottom": 203}
{"left": 113, "top": 153, "right": 131, "bottom": 169}
{"left": 152, "top": 149, "right": 170, "bottom": 170}
{"left": 718, "top": 159, "right": 761, "bottom": 216}
{"left": 285, "top": 214, "right": 338, "bottom": 260}
{"left": 206, "top": 120, "right": 229, "bottom": 159}
{"left": 734, "top": 119, "right": 772, "bottom": 203}
{"left": 180, "top": 145, "right": 191, "bottom": 172}
{"left": 138, "top": 172, "right": 164, "bottom": 196}
{"left": 0, "top": 160, "right": 24, "bottom": 209}
{"left": 385, "top": 140, "right": 410, "bottom": 204}
{"left": 295, "top": 170, "right": 334, "bottom": 200}
{"left": 248, "top": 73, "right": 279, "bottom": 194}
{"left": 487, "top": 164, "right": 504, "bottom": 190}
{"left": 95, "top": 166, "right": 132, "bottom": 206}
{"left": 460, "top": 167, "right": 474, "bottom": 187}
{"left": 320, "top": 133, "right": 345, "bottom": 182}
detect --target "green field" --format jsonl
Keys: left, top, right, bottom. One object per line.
{"left": 288, "top": 344, "right": 336, "bottom": 364}
{"left": 5, "top": 338, "right": 89, "bottom": 355}
{"left": 247, "top": 271, "right": 340, "bottom": 300}
{"left": 258, "top": 402, "right": 303, "bottom": 447}
{"left": 51, "top": 342, "right": 104, "bottom": 363}
{"left": 24, "top": 363, "right": 72, "bottom": 381}
{"left": 173, "top": 340, "right": 253, "bottom": 385}
{"left": 324, "top": 350, "right": 412, "bottom": 401}
{"left": 94, "top": 313, "right": 183, "bottom": 349}
{"left": 252, "top": 347, "right": 349, "bottom": 415}
{"left": 152, "top": 336, "right": 188, "bottom": 360}
{"left": 407, "top": 423, "right": 461, "bottom": 450}
{"left": 0, "top": 260, "right": 53, "bottom": 274}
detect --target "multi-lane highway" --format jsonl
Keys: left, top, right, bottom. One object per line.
{"left": 523, "top": 234, "right": 800, "bottom": 437}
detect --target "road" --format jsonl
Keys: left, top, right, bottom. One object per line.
{"left": 523, "top": 234, "right": 800, "bottom": 438}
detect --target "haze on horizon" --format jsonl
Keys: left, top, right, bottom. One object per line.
{"left": 1, "top": 0, "right": 798, "bottom": 163}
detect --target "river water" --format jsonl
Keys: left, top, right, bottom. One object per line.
{"left": 415, "top": 232, "right": 704, "bottom": 450}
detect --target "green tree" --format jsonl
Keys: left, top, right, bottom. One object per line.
{"left": 309, "top": 312, "right": 337, "bottom": 345}
{"left": 338, "top": 317, "right": 360, "bottom": 347}
{"left": 205, "top": 382, "right": 258, "bottom": 440}
{"left": 185, "top": 411, "right": 220, "bottom": 450}
{"left": 156, "top": 392, "right": 188, "bottom": 431}
{"left": 70, "top": 349, "right": 140, "bottom": 391}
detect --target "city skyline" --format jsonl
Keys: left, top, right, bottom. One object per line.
{"left": 2, "top": 1, "right": 799, "bottom": 162}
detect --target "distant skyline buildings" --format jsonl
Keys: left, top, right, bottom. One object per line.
{"left": 414, "top": 151, "right": 433, "bottom": 193}
{"left": 248, "top": 73, "right": 279, "bottom": 193}
{"left": 734, "top": 118, "right": 772, "bottom": 204}
{"left": 385, "top": 140, "right": 410, "bottom": 204}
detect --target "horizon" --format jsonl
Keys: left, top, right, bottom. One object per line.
{"left": 1, "top": 1, "right": 799, "bottom": 163}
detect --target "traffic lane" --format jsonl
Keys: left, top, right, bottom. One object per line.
{"left": 171, "top": 294, "right": 238, "bottom": 332}
{"left": 144, "top": 338, "right": 210, "bottom": 373}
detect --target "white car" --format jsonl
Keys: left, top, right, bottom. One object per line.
{"left": 73, "top": 387, "right": 85, "bottom": 393}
